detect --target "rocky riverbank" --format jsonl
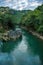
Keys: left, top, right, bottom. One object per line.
{"left": 29, "top": 30, "right": 43, "bottom": 40}
{"left": 21, "top": 26, "right": 43, "bottom": 40}
{"left": 0, "top": 30, "right": 22, "bottom": 41}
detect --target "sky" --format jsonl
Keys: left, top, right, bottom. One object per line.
{"left": 0, "top": 0, "right": 43, "bottom": 10}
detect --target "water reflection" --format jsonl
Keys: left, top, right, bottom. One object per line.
{"left": 0, "top": 53, "right": 14, "bottom": 65}
{"left": 1, "top": 38, "right": 22, "bottom": 53}
{"left": 16, "top": 35, "right": 27, "bottom": 52}
{"left": 0, "top": 38, "right": 22, "bottom": 65}
{"left": 25, "top": 31, "right": 43, "bottom": 65}
{"left": 0, "top": 29, "right": 43, "bottom": 65}
{"left": 11, "top": 30, "right": 41, "bottom": 65}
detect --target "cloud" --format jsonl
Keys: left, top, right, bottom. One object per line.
{"left": 4, "top": 0, "right": 11, "bottom": 3}
{"left": 0, "top": 0, "right": 43, "bottom": 10}
{"left": 26, "top": 1, "right": 42, "bottom": 10}
{"left": 12, "top": 0, "right": 28, "bottom": 10}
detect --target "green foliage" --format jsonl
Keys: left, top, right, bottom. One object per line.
{"left": 0, "top": 5, "right": 43, "bottom": 35}
{"left": 0, "top": 7, "right": 15, "bottom": 32}
{"left": 20, "top": 4, "right": 43, "bottom": 35}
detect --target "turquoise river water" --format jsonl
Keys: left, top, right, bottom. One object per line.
{"left": 0, "top": 28, "right": 43, "bottom": 65}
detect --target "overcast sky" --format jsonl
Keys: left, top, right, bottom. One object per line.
{"left": 0, "top": 0, "right": 43, "bottom": 10}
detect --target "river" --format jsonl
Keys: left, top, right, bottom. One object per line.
{"left": 0, "top": 28, "right": 43, "bottom": 65}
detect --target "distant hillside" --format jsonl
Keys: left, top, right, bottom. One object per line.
{"left": 0, "top": 7, "right": 31, "bottom": 24}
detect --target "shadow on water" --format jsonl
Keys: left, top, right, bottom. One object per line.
{"left": 1, "top": 38, "right": 22, "bottom": 53}
{"left": 0, "top": 28, "right": 43, "bottom": 65}
{"left": 0, "top": 38, "right": 22, "bottom": 65}
{"left": 25, "top": 30, "right": 43, "bottom": 65}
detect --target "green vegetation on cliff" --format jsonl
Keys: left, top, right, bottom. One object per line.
{"left": 20, "top": 4, "right": 43, "bottom": 35}
{"left": 0, "top": 4, "right": 43, "bottom": 35}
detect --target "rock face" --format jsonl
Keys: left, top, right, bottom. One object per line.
{"left": 1, "top": 30, "right": 22, "bottom": 41}
{"left": 8, "top": 30, "right": 22, "bottom": 39}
